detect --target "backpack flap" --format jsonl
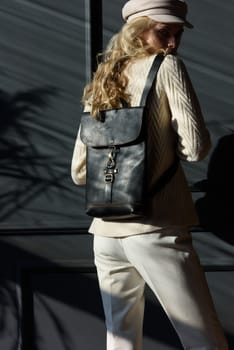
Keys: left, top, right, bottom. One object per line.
{"left": 80, "top": 107, "right": 144, "bottom": 147}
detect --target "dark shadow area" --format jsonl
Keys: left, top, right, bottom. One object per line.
{"left": 0, "top": 87, "right": 70, "bottom": 221}
{"left": 144, "top": 288, "right": 182, "bottom": 349}
{"left": 21, "top": 268, "right": 105, "bottom": 350}
{"left": 195, "top": 133, "right": 234, "bottom": 245}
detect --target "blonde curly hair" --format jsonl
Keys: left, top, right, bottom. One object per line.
{"left": 82, "top": 16, "right": 162, "bottom": 118}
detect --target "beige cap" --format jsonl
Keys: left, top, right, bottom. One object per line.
{"left": 122, "top": 0, "right": 193, "bottom": 28}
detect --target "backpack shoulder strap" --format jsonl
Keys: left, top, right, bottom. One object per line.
{"left": 140, "top": 54, "right": 164, "bottom": 106}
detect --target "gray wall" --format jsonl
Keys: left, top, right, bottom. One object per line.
{"left": 0, "top": 1, "right": 233, "bottom": 349}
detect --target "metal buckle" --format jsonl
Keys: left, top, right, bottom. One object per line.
{"left": 104, "top": 146, "right": 119, "bottom": 183}
{"left": 104, "top": 173, "right": 114, "bottom": 183}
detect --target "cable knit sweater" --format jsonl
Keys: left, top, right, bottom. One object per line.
{"left": 71, "top": 54, "right": 211, "bottom": 237}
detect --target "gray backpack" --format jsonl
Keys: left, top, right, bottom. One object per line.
{"left": 80, "top": 54, "right": 178, "bottom": 219}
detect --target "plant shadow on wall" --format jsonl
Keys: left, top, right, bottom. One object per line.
{"left": 0, "top": 87, "right": 67, "bottom": 221}
{"left": 195, "top": 132, "right": 234, "bottom": 245}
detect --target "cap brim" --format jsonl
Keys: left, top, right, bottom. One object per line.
{"left": 147, "top": 14, "right": 193, "bottom": 28}
{"left": 126, "top": 12, "right": 193, "bottom": 29}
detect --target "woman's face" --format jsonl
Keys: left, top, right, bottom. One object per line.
{"left": 141, "top": 22, "right": 184, "bottom": 54}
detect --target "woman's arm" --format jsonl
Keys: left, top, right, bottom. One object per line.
{"left": 159, "top": 54, "right": 211, "bottom": 161}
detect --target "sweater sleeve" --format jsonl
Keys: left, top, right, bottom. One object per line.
{"left": 71, "top": 126, "right": 87, "bottom": 185}
{"left": 158, "top": 54, "right": 211, "bottom": 161}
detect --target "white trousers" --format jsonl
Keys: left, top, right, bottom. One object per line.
{"left": 93, "top": 229, "right": 229, "bottom": 350}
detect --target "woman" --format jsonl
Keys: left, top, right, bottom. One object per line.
{"left": 71, "top": 0, "right": 229, "bottom": 349}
